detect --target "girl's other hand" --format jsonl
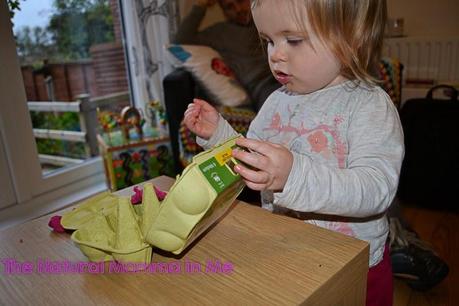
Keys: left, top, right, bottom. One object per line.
{"left": 232, "top": 138, "right": 293, "bottom": 192}
{"left": 183, "top": 98, "right": 219, "bottom": 140}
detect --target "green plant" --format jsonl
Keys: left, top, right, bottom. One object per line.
{"left": 48, "top": 0, "right": 114, "bottom": 60}
{"left": 30, "top": 111, "right": 86, "bottom": 158}
{"left": 7, "top": 0, "right": 21, "bottom": 20}
{"left": 14, "top": 0, "right": 115, "bottom": 64}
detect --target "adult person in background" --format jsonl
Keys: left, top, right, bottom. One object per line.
{"left": 173, "top": 0, "right": 280, "bottom": 110}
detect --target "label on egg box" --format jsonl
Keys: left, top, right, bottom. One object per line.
{"left": 198, "top": 145, "right": 240, "bottom": 194}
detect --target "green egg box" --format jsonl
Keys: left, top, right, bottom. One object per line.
{"left": 61, "top": 192, "right": 118, "bottom": 230}
{"left": 145, "top": 135, "right": 245, "bottom": 254}
{"left": 70, "top": 195, "right": 152, "bottom": 266}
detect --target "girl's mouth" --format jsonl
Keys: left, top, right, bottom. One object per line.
{"left": 274, "top": 71, "right": 291, "bottom": 85}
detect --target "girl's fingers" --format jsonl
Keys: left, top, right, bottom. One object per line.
{"left": 234, "top": 163, "right": 269, "bottom": 185}
{"left": 186, "top": 102, "right": 199, "bottom": 113}
{"left": 236, "top": 137, "right": 275, "bottom": 157}
{"left": 244, "top": 181, "right": 267, "bottom": 191}
{"left": 184, "top": 108, "right": 196, "bottom": 119}
{"left": 194, "top": 98, "right": 216, "bottom": 112}
{"left": 184, "top": 107, "right": 200, "bottom": 130}
{"left": 232, "top": 148, "right": 267, "bottom": 170}
{"left": 184, "top": 103, "right": 201, "bottom": 120}
{"left": 193, "top": 98, "right": 210, "bottom": 108}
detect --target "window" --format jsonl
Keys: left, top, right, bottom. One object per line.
{"left": 0, "top": 0, "right": 132, "bottom": 228}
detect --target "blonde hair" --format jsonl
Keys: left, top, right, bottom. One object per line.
{"left": 251, "top": 0, "right": 387, "bottom": 85}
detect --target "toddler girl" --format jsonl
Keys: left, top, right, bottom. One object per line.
{"left": 184, "top": 1, "right": 403, "bottom": 305}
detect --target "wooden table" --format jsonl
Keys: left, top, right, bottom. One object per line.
{"left": 0, "top": 176, "right": 369, "bottom": 305}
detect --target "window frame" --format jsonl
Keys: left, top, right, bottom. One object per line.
{"left": 0, "top": 1, "right": 107, "bottom": 227}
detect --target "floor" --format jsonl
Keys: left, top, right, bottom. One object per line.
{"left": 393, "top": 202, "right": 458, "bottom": 306}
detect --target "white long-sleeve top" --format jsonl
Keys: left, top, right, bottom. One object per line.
{"left": 197, "top": 81, "right": 404, "bottom": 266}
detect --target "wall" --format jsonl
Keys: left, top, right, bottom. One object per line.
{"left": 385, "top": 0, "right": 459, "bottom": 102}
{"left": 386, "top": 0, "right": 459, "bottom": 37}
{"left": 89, "top": 42, "right": 129, "bottom": 97}
{"left": 21, "top": 61, "right": 96, "bottom": 102}
{"left": 109, "top": 0, "right": 123, "bottom": 42}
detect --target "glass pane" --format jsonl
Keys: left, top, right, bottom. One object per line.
{"left": 10, "top": 0, "right": 131, "bottom": 176}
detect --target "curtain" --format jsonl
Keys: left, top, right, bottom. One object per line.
{"left": 119, "top": 0, "right": 179, "bottom": 112}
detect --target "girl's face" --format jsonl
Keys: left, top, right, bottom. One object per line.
{"left": 252, "top": 0, "right": 346, "bottom": 94}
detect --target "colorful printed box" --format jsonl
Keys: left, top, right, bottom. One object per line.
{"left": 98, "top": 135, "right": 175, "bottom": 191}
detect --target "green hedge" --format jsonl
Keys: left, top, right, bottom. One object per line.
{"left": 31, "top": 111, "right": 86, "bottom": 158}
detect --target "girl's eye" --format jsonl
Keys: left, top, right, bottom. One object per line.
{"left": 287, "top": 38, "right": 303, "bottom": 46}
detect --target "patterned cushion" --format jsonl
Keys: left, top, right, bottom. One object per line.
{"left": 166, "top": 44, "right": 250, "bottom": 107}
{"left": 379, "top": 58, "right": 403, "bottom": 109}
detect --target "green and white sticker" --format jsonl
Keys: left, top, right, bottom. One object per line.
{"left": 199, "top": 149, "right": 240, "bottom": 194}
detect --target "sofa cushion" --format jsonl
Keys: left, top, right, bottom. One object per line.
{"left": 166, "top": 44, "right": 250, "bottom": 107}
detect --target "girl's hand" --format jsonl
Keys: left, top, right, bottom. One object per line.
{"left": 183, "top": 98, "right": 219, "bottom": 140}
{"left": 232, "top": 138, "right": 293, "bottom": 191}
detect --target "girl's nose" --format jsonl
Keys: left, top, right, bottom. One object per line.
{"left": 269, "top": 46, "right": 287, "bottom": 63}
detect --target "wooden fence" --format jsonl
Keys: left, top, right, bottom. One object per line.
{"left": 27, "top": 91, "right": 130, "bottom": 167}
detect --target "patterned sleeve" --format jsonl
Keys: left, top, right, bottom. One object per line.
{"left": 274, "top": 89, "right": 404, "bottom": 217}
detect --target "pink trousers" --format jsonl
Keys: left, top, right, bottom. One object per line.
{"left": 366, "top": 244, "right": 393, "bottom": 306}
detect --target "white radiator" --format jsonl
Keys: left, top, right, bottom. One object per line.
{"left": 383, "top": 36, "right": 459, "bottom": 103}
{"left": 383, "top": 36, "right": 459, "bottom": 83}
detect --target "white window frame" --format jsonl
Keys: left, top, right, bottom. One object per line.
{"left": 0, "top": 1, "right": 107, "bottom": 229}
